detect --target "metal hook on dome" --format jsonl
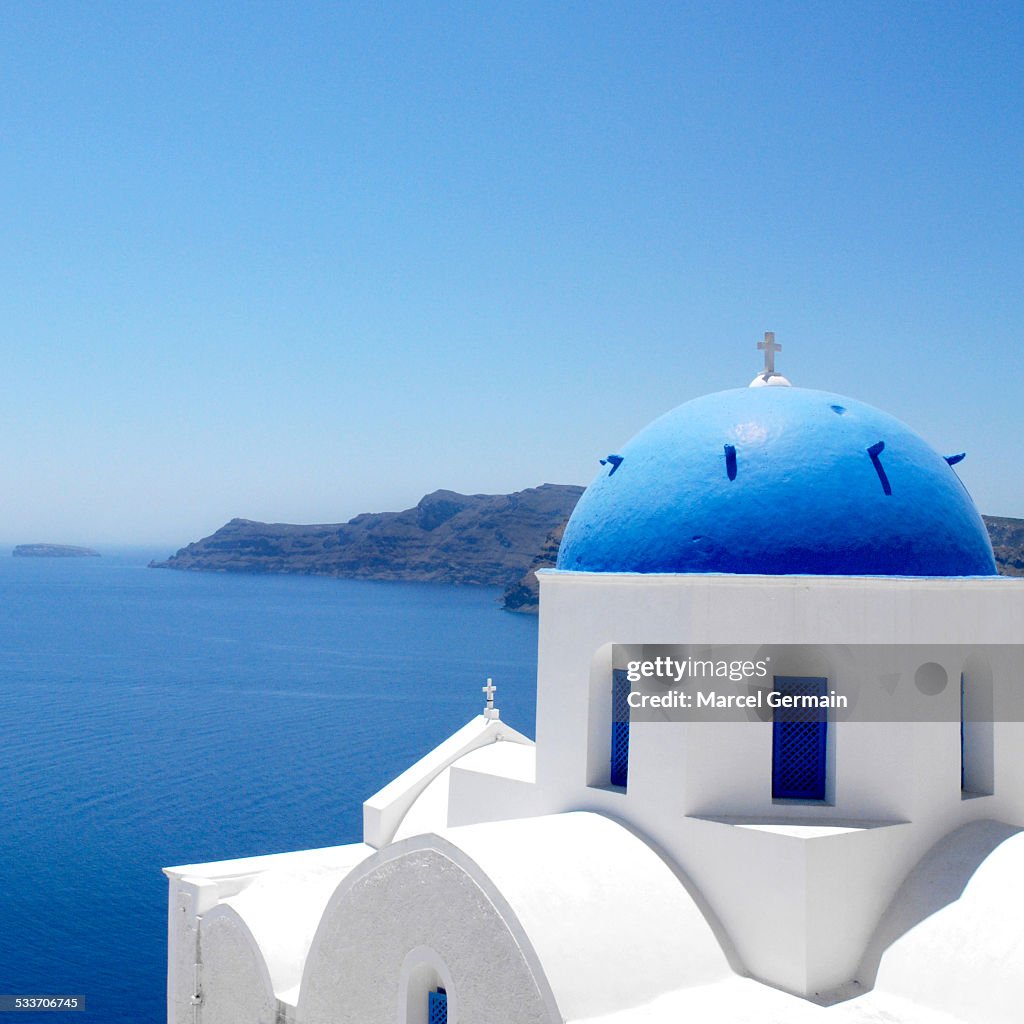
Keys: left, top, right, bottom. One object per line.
{"left": 599, "top": 454, "right": 624, "bottom": 475}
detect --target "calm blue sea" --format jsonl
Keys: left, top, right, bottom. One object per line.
{"left": 0, "top": 551, "right": 538, "bottom": 1023}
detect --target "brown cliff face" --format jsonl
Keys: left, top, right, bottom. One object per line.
{"left": 501, "top": 521, "right": 568, "bottom": 613}
{"left": 151, "top": 484, "right": 584, "bottom": 587}
{"left": 983, "top": 516, "right": 1024, "bottom": 577}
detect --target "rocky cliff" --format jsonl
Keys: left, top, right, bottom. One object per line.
{"left": 501, "top": 521, "right": 568, "bottom": 612}
{"left": 983, "top": 515, "right": 1024, "bottom": 577}
{"left": 151, "top": 484, "right": 585, "bottom": 587}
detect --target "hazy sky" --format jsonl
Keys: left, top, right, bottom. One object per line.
{"left": 2, "top": 2, "right": 1021, "bottom": 548}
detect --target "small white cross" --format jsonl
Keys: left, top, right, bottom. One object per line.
{"left": 757, "top": 331, "right": 781, "bottom": 375}
{"left": 482, "top": 678, "right": 497, "bottom": 708}
{"left": 483, "top": 679, "right": 499, "bottom": 720}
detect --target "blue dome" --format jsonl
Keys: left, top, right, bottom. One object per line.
{"left": 557, "top": 386, "right": 997, "bottom": 577}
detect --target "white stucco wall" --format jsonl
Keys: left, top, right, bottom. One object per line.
{"left": 394, "top": 739, "right": 536, "bottom": 841}
{"left": 464, "top": 571, "right": 1024, "bottom": 997}
{"left": 867, "top": 820, "right": 1024, "bottom": 1024}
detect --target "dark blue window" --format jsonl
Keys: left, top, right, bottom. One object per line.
{"left": 428, "top": 988, "right": 447, "bottom": 1024}
{"left": 611, "top": 668, "right": 631, "bottom": 787}
{"left": 772, "top": 677, "right": 828, "bottom": 801}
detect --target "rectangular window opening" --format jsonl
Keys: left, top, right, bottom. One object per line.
{"left": 610, "top": 668, "right": 631, "bottom": 788}
{"left": 772, "top": 676, "right": 828, "bottom": 802}
{"left": 961, "top": 671, "right": 995, "bottom": 798}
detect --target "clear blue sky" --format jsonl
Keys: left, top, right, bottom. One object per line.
{"left": 1, "top": 1, "right": 1021, "bottom": 547}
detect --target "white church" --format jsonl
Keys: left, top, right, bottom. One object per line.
{"left": 165, "top": 336, "right": 1024, "bottom": 1024}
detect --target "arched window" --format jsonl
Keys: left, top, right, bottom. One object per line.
{"left": 399, "top": 947, "right": 454, "bottom": 1024}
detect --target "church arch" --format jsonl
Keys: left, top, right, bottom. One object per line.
{"left": 196, "top": 905, "right": 277, "bottom": 1024}
{"left": 296, "top": 837, "right": 558, "bottom": 1024}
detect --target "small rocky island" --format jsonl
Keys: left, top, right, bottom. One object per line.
{"left": 13, "top": 544, "right": 100, "bottom": 558}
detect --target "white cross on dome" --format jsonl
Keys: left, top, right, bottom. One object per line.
{"left": 750, "top": 330, "right": 792, "bottom": 388}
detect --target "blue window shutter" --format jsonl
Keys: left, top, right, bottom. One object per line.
{"left": 428, "top": 988, "right": 447, "bottom": 1024}
{"left": 772, "top": 677, "right": 828, "bottom": 800}
{"left": 611, "top": 668, "right": 631, "bottom": 787}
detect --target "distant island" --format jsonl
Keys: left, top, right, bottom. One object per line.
{"left": 151, "top": 488, "right": 1024, "bottom": 613}
{"left": 13, "top": 544, "right": 101, "bottom": 558}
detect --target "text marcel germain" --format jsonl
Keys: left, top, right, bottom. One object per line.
{"left": 626, "top": 689, "right": 847, "bottom": 710}
{"left": 624, "top": 657, "right": 847, "bottom": 710}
